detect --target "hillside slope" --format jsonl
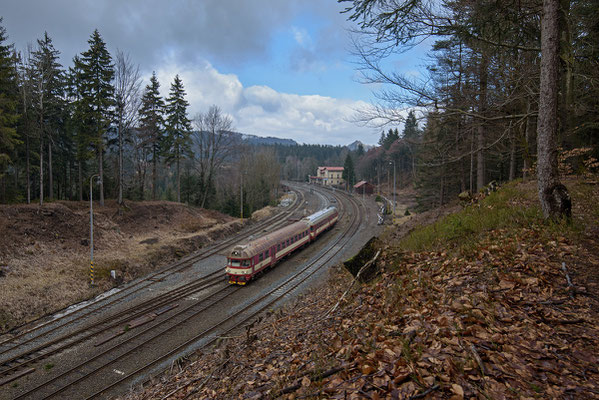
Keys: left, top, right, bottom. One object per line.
{"left": 0, "top": 200, "right": 244, "bottom": 332}
{"left": 123, "top": 178, "right": 599, "bottom": 399}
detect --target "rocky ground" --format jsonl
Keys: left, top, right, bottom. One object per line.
{"left": 0, "top": 200, "right": 265, "bottom": 332}
{"left": 121, "top": 177, "right": 599, "bottom": 399}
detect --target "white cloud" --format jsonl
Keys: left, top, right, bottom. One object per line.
{"left": 153, "top": 60, "right": 378, "bottom": 146}
{"left": 292, "top": 27, "right": 312, "bottom": 48}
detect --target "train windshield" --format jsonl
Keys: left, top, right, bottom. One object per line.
{"left": 229, "top": 259, "right": 251, "bottom": 267}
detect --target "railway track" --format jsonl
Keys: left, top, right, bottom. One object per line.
{"left": 0, "top": 187, "right": 307, "bottom": 388}
{"left": 4, "top": 184, "right": 367, "bottom": 399}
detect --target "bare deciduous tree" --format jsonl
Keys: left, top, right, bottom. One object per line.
{"left": 193, "top": 105, "right": 237, "bottom": 208}
{"left": 114, "top": 50, "right": 142, "bottom": 205}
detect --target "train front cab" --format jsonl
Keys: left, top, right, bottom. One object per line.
{"left": 226, "top": 257, "right": 253, "bottom": 285}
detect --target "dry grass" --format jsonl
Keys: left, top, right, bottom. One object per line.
{"left": 0, "top": 203, "right": 246, "bottom": 333}
{"left": 251, "top": 205, "right": 278, "bottom": 220}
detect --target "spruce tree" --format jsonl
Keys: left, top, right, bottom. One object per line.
{"left": 16, "top": 48, "right": 35, "bottom": 203}
{"left": 67, "top": 55, "right": 93, "bottom": 201}
{"left": 343, "top": 153, "right": 356, "bottom": 190}
{"left": 0, "top": 19, "right": 20, "bottom": 186}
{"left": 138, "top": 72, "right": 165, "bottom": 200}
{"left": 79, "top": 29, "right": 114, "bottom": 206}
{"left": 164, "top": 74, "right": 192, "bottom": 203}
{"left": 31, "top": 32, "right": 64, "bottom": 203}
{"left": 403, "top": 111, "right": 419, "bottom": 139}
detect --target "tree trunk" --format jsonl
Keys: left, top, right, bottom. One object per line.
{"left": 68, "top": 160, "right": 73, "bottom": 200}
{"left": 78, "top": 160, "right": 83, "bottom": 201}
{"left": 99, "top": 149, "right": 104, "bottom": 206}
{"left": 48, "top": 141, "right": 53, "bottom": 200}
{"left": 537, "top": 0, "right": 571, "bottom": 219}
{"left": 509, "top": 129, "right": 516, "bottom": 181}
{"left": 559, "top": 0, "right": 573, "bottom": 144}
{"left": 469, "top": 128, "right": 474, "bottom": 193}
{"left": 176, "top": 155, "right": 181, "bottom": 203}
{"left": 476, "top": 51, "right": 488, "bottom": 191}
{"left": 152, "top": 147, "right": 157, "bottom": 201}
{"left": 139, "top": 163, "right": 145, "bottom": 201}
{"left": 26, "top": 129, "right": 30, "bottom": 204}
{"left": 39, "top": 132, "right": 44, "bottom": 206}
{"left": 118, "top": 123, "right": 123, "bottom": 205}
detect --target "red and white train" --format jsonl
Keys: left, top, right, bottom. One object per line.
{"left": 226, "top": 206, "right": 339, "bottom": 285}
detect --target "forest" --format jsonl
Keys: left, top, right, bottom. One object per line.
{"left": 339, "top": 0, "right": 598, "bottom": 214}
{"left": 0, "top": 23, "right": 280, "bottom": 218}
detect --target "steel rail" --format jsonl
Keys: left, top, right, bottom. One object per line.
{"left": 0, "top": 272, "right": 226, "bottom": 378}
{"left": 85, "top": 187, "right": 362, "bottom": 399}
{"left": 25, "top": 187, "right": 361, "bottom": 400}
{"left": 0, "top": 189, "right": 304, "bottom": 356}
{"left": 6, "top": 185, "right": 358, "bottom": 399}
{"left": 11, "top": 284, "right": 242, "bottom": 400}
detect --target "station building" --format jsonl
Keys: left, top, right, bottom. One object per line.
{"left": 309, "top": 166, "right": 344, "bottom": 187}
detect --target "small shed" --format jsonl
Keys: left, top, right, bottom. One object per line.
{"left": 354, "top": 180, "right": 374, "bottom": 195}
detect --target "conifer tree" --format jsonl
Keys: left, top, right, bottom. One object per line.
{"left": 343, "top": 153, "right": 356, "bottom": 190}
{"left": 138, "top": 72, "right": 165, "bottom": 200}
{"left": 67, "top": 55, "right": 93, "bottom": 201}
{"left": 164, "top": 74, "right": 192, "bottom": 203}
{"left": 0, "top": 19, "right": 20, "bottom": 186}
{"left": 79, "top": 29, "right": 114, "bottom": 206}
{"left": 31, "top": 32, "right": 64, "bottom": 203}
{"left": 403, "top": 110, "right": 419, "bottom": 139}
{"left": 16, "top": 47, "right": 35, "bottom": 203}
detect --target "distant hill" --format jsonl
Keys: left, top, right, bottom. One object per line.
{"left": 346, "top": 140, "right": 374, "bottom": 151}
{"left": 238, "top": 132, "right": 298, "bottom": 146}
{"left": 191, "top": 130, "right": 298, "bottom": 147}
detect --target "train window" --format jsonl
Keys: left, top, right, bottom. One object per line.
{"left": 230, "top": 259, "right": 240, "bottom": 267}
{"left": 242, "top": 260, "right": 250, "bottom": 267}
{"left": 259, "top": 253, "right": 263, "bottom": 262}
{"left": 287, "top": 239, "right": 290, "bottom": 246}
{"left": 277, "top": 244, "right": 281, "bottom": 251}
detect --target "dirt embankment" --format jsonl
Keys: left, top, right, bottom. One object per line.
{"left": 0, "top": 200, "right": 245, "bottom": 333}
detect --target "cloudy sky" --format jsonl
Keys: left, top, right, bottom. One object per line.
{"left": 1, "top": 0, "right": 426, "bottom": 145}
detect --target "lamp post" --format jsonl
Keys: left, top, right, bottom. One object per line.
{"left": 240, "top": 171, "right": 248, "bottom": 220}
{"left": 89, "top": 174, "right": 100, "bottom": 286}
{"left": 389, "top": 160, "right": 396, "bottom": 220}
{"left": 240, "top": 172, "right": 243, "bottom": 220}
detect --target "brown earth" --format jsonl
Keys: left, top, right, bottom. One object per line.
{"left": 0, "top": 200, "right": 256, "bottom": 333}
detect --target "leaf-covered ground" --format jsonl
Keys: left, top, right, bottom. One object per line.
{"left": 123, "top": 179, "right": 599, "bottom": 399}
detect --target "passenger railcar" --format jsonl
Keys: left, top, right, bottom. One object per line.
{"left": 226, "top": 206, "right": 338, "bottom": 285}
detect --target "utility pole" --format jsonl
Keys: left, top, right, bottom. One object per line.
{"left": 240, "top": 172, "right": 244, "bottom": 220}
{"left": 389, "top": 161, "right": 396, "bottom": 221}
{"left": 89, "top": 174, "right": 100, "bottom": 286}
